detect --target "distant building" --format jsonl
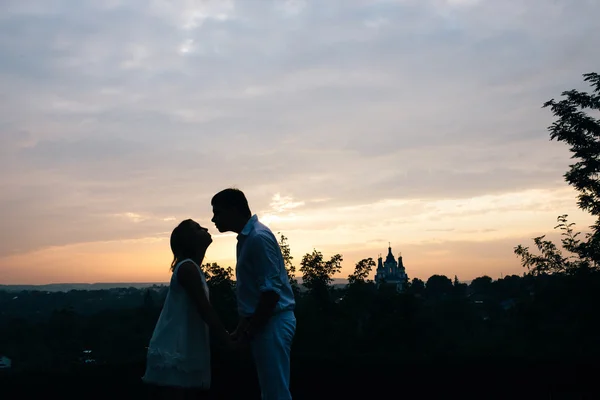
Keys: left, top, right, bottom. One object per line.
{"left": 374, "top": 244, "right": 409, "bottom": 292}
{"left": 0, "top": 355, "right": 12, "bottom": 369}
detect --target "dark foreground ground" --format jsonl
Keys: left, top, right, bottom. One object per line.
{"left": 0, "top": 355, "right": 596, "bottom": 399}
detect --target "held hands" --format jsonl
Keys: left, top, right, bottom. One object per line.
{"left": 225, "top": 317, "right": 253, "bottom": 351}
{"left": 228, "top": 329, "right": 250, "bottom": 351}
{"left": 221, "top": 331, "right": 234, "bottom": 350}
{"left": 219, "top": 329, "right": 244, "bottom": 351}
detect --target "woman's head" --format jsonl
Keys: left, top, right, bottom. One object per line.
{"left": 170, "top": 219, "right": 212, "bottom": 270}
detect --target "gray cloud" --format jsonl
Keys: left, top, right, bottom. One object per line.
{"left": 1, "top": 0, "right": 599, "bottom": 256}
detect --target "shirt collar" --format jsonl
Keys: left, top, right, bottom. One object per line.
{"left": 237, "top": 214, "right": 258, "bottom": 239}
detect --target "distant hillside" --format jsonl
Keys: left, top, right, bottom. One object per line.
{"left": 0, "top": 278, "right": 351, "bottom": 292}
{"left": 0, "top": 282, "right": 166, "bottom": 292}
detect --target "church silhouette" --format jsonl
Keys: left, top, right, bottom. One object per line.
{"left": 374, "top": 244, "right": 409, "bottom": 292}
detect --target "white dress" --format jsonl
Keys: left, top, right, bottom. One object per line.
{"left": 142, "top": 259, "right": 211, "bottom": 389}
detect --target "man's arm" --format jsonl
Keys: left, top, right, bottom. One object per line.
{"left": 243, "top": 290, "right": 280, "bottom": 337}
{"left": 239, "top": 234, "right": 284, "bottom": 339}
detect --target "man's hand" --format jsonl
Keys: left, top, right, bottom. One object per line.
{"left": 229, "top": 331, "right": 250, "bottom": 350}
{"left": 231, "top": 317, "right": 251, "bottom": 341}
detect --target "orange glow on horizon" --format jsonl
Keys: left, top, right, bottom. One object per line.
{"left": 0, "top": 188, "right": 595, "bottom": 285}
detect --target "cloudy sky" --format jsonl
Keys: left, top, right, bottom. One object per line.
{"left": 1, "top": 0, "right": 599, "bottom": 284}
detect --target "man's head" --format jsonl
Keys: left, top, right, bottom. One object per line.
{"left": 211, "top": 188, "right": 252, "bottom": 233}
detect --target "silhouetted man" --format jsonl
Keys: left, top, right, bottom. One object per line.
{"left": 211, "top": 188, "right": 296, "bottom": 400}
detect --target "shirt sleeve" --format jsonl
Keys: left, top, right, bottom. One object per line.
{"left": 251, "top": 233, "right": 284, "bottom": 295}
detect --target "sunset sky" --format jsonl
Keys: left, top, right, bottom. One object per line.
{"left": 1, "top": 0, "right": 599, "bottom": 285}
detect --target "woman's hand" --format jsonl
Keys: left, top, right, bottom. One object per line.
{"left": 219, "top": 330, "right": 235, "bottom": 350}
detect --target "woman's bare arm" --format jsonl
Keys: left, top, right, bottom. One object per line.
{"left": 177, "top": 261, "right": 230, "bottom": 345}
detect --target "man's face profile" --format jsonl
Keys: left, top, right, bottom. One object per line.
{"left": 212, "top": 205, "right": 232, "bottom": 233}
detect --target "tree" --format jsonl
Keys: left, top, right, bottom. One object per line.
{"left": 408, "top": 278, "right": 425, "bottom": 296}
{"left": 470, "top": 276, "right": 493, "bottom": 294}
{"left": 300, "top": 250, "right": 343, "bottom": 304}
{"left": 142, "top": 289, "right": 155, "bottom": 309}
{"left": 452, "top": 275, "right": 468, "bottom": 297}
{"left": 277, "top": 233, "right": 300, "bottom": 294}
{"left": 514, "top": 215, "right": 582, "bottom": 275}
{"left": 140, "top": 289, "right": 156, "bottom": 319}
{"left": 203, "top": 262, "right": 237, "bottom": 326}
{"left": 347, "top": 258, "right": 376, "bottom": 286}
{"left": 426, "top": 275, "right": 453, "bottom": 297}
{"left": 204, "top": 262, "right": 235, "bottom": 289}
{"left": 515, "top": 72, "right": 600, "bottom": 275}
{"left": 343, "top": 258, "right": 377, "bottom": 342}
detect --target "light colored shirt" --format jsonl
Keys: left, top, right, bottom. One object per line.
{"left": 236, "top": 214, "right": 296, "bottom": 317}
{"left": 142, "top": 258, "right": 211, "bottom": 389}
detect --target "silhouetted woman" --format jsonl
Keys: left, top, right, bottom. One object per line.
{"left": 143, "top": 219, "right": 230, "bottom": 399}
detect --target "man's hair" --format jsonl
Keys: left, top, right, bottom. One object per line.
{"left": 211, "top": 188, "right": 252, "bottom": 218}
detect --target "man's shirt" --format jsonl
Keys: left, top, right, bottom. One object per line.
{"left": 236, "top": 215, "right": 296, "bottom": 317}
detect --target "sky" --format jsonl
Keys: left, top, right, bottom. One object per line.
{"left": 1, "top": 0, "right": 599, "bottom": 285}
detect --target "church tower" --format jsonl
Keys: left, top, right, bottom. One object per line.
{"left": 374, "top": 243, "right": 409, "bottom": 292}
